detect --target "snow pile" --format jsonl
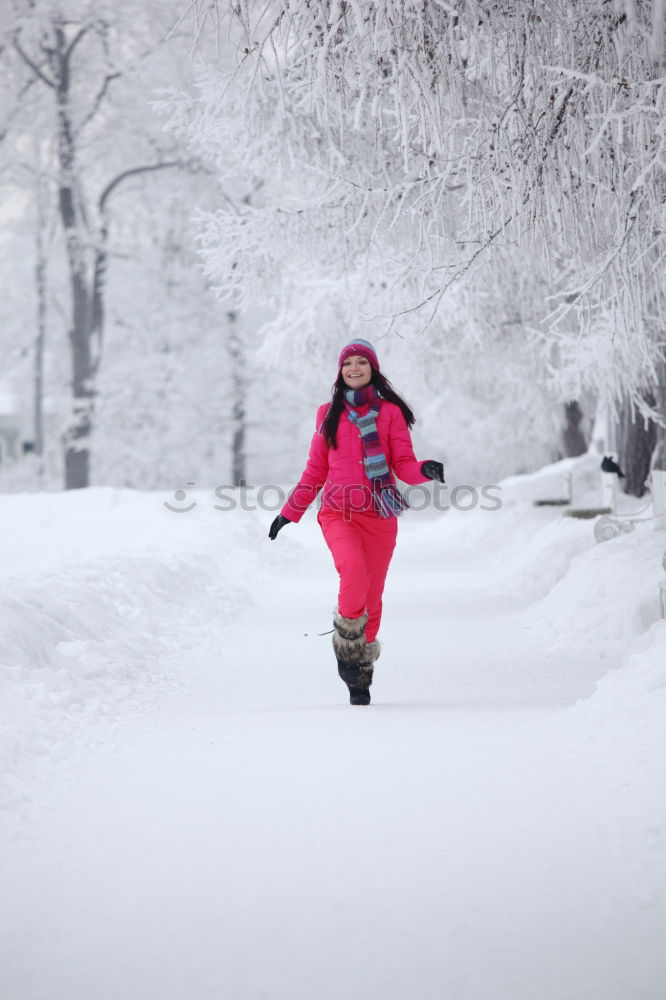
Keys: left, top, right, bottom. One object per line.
{"left": 0, "top": 555, "right": 225, "bottom": 781}
{"left": 491, "top": 453, "right": 663, "bottom": 645}
{"left": 503, "top": 459, "right": 664, "bottom": 808}
{"left": 425, "top": 456, "right": 665, "bottom": 832}
{"left": 524, "top": 524, "right": 663, "bottom": 655}
{"left": 478, "top": 507, "right": 596, "bottom": 609}
{"left": 406, "top": 496, "right": 595, "bottom": 612}
{"left": 498, "top": 457, "right": 666, "bottom": 868}
{"left": 569, "top": 619, "right": 666, "bottom": 746}
{"left": 556, "top": 621, "right": 666, "bottom": 899}
{"left": 0, "top": 488, "right": 262, "bottom": 804}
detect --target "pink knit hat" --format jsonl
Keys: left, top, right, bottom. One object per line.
{"left": 338, "top": 339, "right": 380, "bottom": 371}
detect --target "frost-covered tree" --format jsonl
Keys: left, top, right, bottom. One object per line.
{"left": 172, "top": 0, "right": 665, "bottom": 477}
{"left": 1, "top": 0, "right": 195, "bottom": 488}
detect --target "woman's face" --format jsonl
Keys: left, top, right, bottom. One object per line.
{"left": 341, "top": 355, "right": 372, "bottom": 389}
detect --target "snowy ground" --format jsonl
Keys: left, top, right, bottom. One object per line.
{"left": 1, "top": 460, "right": 665, "bottom": 1000}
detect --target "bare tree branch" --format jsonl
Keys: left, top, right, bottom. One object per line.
{"left": 12, "top": 35, "right": 55, "bottom": 88}
{"left": 75, "top": 71, "right": 122, "bottom": 136}
{"left": 98, "top": 160, "right": 183, "bottom": 213}
{"left": 0, "top": 75, "right": 38, "bottom": 145}
{"left": 65, "top": 26, "right": 89, "bottom": 61}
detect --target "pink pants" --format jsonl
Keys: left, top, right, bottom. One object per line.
{"left": 318, "top": 507, "right": 398, "bottom": 642}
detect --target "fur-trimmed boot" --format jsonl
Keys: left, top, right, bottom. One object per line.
{"left": 353, "top": 640, "right": 381, "bottom": 705}
{"left": 333, "top": 612, "right": 380, "bottom": 706}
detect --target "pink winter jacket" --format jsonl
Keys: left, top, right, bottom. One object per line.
{"left": 281, "top": 400, "right": 432, "bottom": 522}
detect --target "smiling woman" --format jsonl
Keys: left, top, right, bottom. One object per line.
{"left": 268, "top": 339, "right": 444, "bottom": 705}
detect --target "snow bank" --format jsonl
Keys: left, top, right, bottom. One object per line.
{"left": 495, "top": 453, "right": 664, "bottom": 641}
{"left": 555, "top": 621, "right": 666, "bottom": 899}
{"left": 405, "top": 467, "right": 665, "bottom": 806}
{"left": 403, "top": 500, "right": 595, "bottom": 613}
{"left": 494, "top": 460, "right": 665, "bottom": 763}
{"left": 0, "top": 488, "right": 263, "bottom": 806}
{"left": 496, "top": 461, "right": 666, "bottom": 866}
{"left": 570, "top": 620, "right": 666, "bottom": 739}
{"left": 524, "top": 524, "right": 663, "bottom": 653}
{"left": 0, "top": 555, "right": 224, "bottom": 782}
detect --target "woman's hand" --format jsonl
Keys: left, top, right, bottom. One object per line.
{"left": 421, "top": 460, "right": 445, "bottom": 483}
{"left": 268, "top": 514, "right": 291, "bottom": 540}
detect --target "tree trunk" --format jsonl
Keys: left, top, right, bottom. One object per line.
{"left": 617, "top": 394, "right": 657, "bottom": 497}
{"left": 562, "top": 401, "right": 587, "bottom": 457}
{"left": 34, "top": 190, "right": 47, "bottom": 460}
{"left": 15, "top": 19, "right": 181, "bottom": 490}
{"left": 52, "top": 24, "right": 95, "bottom": 489}
{"left": 227, "top": 309, "right": 246, "bottom": 486}
{"left": 652, "top": 360, "right": 666, "bottom": 470}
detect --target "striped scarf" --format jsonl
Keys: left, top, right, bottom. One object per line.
{"left": 344, "top": 385, "right": 409, "bottom": 518}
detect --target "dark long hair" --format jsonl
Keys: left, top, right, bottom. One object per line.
{"left": 321, "top": 368, "right": 416, "bottom": 448}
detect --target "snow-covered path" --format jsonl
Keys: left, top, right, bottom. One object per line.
{"left": 1, "top": 486, "right": 664, "bottom": 1000}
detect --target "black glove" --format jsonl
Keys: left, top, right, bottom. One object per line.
{"left": 421, "top": 460, "right": 445, "bottom": 483}
{"left": 268, "top": 514, "right": 291, "bottom": 540}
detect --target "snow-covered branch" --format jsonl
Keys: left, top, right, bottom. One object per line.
{"left": 171, "top": 0, "right": 666, "bottom": 411}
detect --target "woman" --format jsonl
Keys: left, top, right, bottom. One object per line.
{"left": 268, "top": 339, "right": 444, "bottom": 705}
